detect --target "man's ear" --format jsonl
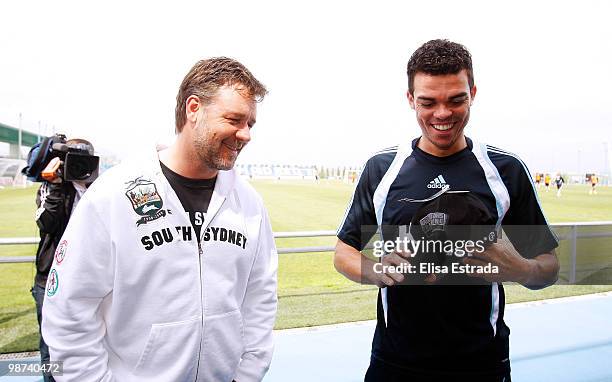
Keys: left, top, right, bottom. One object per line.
{"left": 470, "top": 85, "right": 477, "bottom": 106}
{"left": 186, "top": 95, "right": 201, "bottom": 124}
{"left": 407, "top": 91, "right": 416, "bottom": 110}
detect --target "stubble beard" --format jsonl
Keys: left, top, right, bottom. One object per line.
{"left": 193, "top": 121, "right": 237, "bottom": 172}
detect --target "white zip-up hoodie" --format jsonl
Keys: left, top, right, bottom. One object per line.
{"left": 42, "top": 152, "right": 278, "bottom": 382}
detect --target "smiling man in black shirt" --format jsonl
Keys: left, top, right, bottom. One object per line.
{"left": 334, "top": 40, "right": 560, "bottom": 381}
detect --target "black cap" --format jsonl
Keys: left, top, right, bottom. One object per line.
{"left": 408, "top": 191, "right": 498, "bottom": 271}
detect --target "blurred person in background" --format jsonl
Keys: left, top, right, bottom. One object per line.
{"left": 590, "top": 174, "right": 598, "bottom": 194}
{"left": 555, "top": 174, "right": 565, "bottom": 197}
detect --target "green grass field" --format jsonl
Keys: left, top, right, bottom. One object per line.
{"left": 1, "top": 182, "right": 611, "bottom": 353}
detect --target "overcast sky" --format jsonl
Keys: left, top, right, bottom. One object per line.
{"left": 1, "top": 0, "right": 611, "bottom": 174}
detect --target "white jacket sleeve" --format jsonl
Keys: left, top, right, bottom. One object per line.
{"left": 234, "top": 209, "right": 278, "bottom": 382}
{"left": 42, "top": 192, "right": 115, "bottom": 382}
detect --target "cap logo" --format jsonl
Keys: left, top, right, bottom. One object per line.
{"left": 419, "top": 212, "right": 448, "bottom": 236}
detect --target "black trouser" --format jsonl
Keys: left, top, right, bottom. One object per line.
{"left": 365, "top": 357, "right": 511, "bottom": 382}
{"left": 31, "top": 284, "right": 56, "bottom": 382}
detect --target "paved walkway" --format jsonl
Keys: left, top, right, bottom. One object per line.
{"left": 265, "top": 292, "right": 612, "bottom": 381}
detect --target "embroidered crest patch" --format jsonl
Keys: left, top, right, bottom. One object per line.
{"left": 125, "top": 176, "right": 169, "bottom": 226}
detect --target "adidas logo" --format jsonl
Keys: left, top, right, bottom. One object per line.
{"left": 427, "top": 175, "right": 448, "bottom": 189}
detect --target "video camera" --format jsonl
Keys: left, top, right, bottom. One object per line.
{"left": 22, "top": 134, "right": 100, "bottom": 183}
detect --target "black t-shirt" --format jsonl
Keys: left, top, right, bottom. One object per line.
{"left": 337, "top": 137, "right": 558, "bottom": 378}
{"left": 160, "top": 161, "right": 216, "bottom": 241}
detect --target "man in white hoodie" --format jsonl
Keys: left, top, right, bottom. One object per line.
{"left": 43, "top": 57, "right": 278, "bottom": 382}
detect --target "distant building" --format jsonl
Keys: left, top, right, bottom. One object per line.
{"left": 235, "top": 164, "right": 317, "bottom": 180}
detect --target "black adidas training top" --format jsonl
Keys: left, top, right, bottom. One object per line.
{"left": 337, "top": 137, "right": 558, "bottom": 378}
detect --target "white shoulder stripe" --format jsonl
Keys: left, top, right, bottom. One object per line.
{"left": 473, "top": 142, "right": 508, "bottom": 338}
{"left": 472, "top": 141, "right": 510, "bottom": 225}
{"left": 372, "top": 142, "right": 412, "bottom": 328}
{"left": 485, "top": 146, "right": 550, "bottom": 226}
{"left": 480, "top": 142, "right": 549, "bottom": 337}
{"left": 373, "top": 142, "right": 412, "bottom": 227}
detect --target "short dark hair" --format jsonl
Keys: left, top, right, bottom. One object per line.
{"left": 407, "top": 39, "right": 474, "bottom": 94}
{"left": 66, "top": 138, "right": 94, "bottom": 155}
{"left": 175, "top": 57, "right": 268, "bottom": 132}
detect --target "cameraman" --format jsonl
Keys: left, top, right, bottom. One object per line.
{"left": 31, "top": 138, "right": 95, "bottom": 382}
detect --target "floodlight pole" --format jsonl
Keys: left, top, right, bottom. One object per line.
{"left": 604, "top": 142, "right": 610, "bottom": 184}
{"left": 18, "top": 113, "right": 23, "bottom": 160}
{"left": 577, "top": 149, "right": 582, "bottom": 182}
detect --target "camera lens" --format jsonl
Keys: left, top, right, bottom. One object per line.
{"left": 65, "top": 153, "right": 99, "bottom": 181}
{"left": 68, "top": 160, "right": 90, "bottom": 180}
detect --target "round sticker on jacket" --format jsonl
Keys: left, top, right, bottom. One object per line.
{"left": 55, "top": 240, "right": 68, "bottom": 264}
{"left": 47, "top": 269, "right": 59, "bottom": 297}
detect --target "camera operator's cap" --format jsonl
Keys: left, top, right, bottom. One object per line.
{"left": 409, "top": 190, "right": 498, "bottom": 246}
